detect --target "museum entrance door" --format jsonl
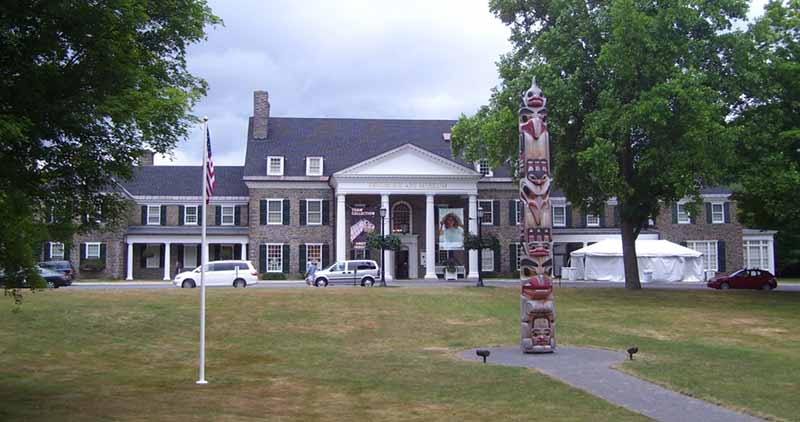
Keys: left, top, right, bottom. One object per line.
{"left": 395, "top": 250, "right": 409, "bottom": 279}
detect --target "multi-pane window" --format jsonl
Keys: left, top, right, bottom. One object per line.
{"left": 267, "top": 156, "right": 284, "bottom": 175}
{"left": 586, "top": 213, "right": 600, "bottom": 227}
{"left": 145, "top": 244, "right": 160, "bottom": 268}
{"left": 677, "top": 203, "right": 691, "bottom": 224}
{"left": 221, "top": 206, "right": 235, "bottom": 225}
{"left": 306, "top": 157, "right": 323, "bottom": 176}
{"left": 50, "top": 242, "right": 64, "bottom": 260}
{"left": 306, "top": 244, "right": 322, "bottom": 268}
{"left": 481, "top": 248, "right": 494, "bottom": 272}
{"left": 744, "top": 240, "right": 770, "bottom": 270}
{"left": 476, "top": 159, "right": 493, "bottom": 177}
{"left": 86, "top": 242, "right": 101, "bottom": 259}
{"left": 267, "top": 199, "right": 283, "bottom": 225}
{"left": 147, "top": 205, "right": 161, "bottom": 225}
{"left": 478, "top": 200, "right": 493, "bottom": 225}
{"left": 392, "top": 202, "right": 411, "bottom": 234}
{"left": 552, "top": 206, "right": 566, "bottom": 227}
{"left": 352, "top": 249, "right": 367, "bottom": 260}
{"left": 266, "top": 244, "right": 283, "bottom": 272}
{"left": 515, "top": 242, "right": 524, "bottom": 271}
{"left": 307, "top": 200, "right": 322, "bottom": 225}
{"left": 437, "top": 249, "right": 449, "bottom": 264}
{"left": 711, "top": 203, "right": 724, "bottom": 224}
{"left": 185, "top": 206, "right": 198, "bottom": 225}
{"left": 687, "top": 240, "right": 718, "bottom": 271}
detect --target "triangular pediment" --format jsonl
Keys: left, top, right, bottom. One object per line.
{"left": 334, "top": 143, "right": 479, "bottom": 176}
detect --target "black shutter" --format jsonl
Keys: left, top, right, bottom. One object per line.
{"left": 234, "top": 206, "right": 241, "bottom": 226}
{"left": 141, "top": 206, "right": 147, "bottom": 225}
{"left": 159, "top": 245, "right": 165, "bottom": 268}
{"left": 322, "top": 200, "right": 330, "bottom": 225}
{"left": 671, "top": 203, "right": 678, "bottom": 224}
{"left": 364, "top": 248, "right": 371, "bottom": 260}
{"left": 579, "top": 210, "right": 586, "bottom": 228}
{"left": 79, "top": 242, "right": 86, "bottom": 263}
{"left": 160, "top": 205, "right": 167, "bottom": 225}
{"left": 198, "top": 205, "right": 203, "bottom": 225}
{"left": 723, "top": 202, "right": 731, "bottom": 223}
{"left": 322, "top": 244, "right": 330, "bottom": 268}
{"left": 259, "top": 200, "right": 267, "bottom": 225}
{"left": 613, "top": 206, "right": 620, "bottom": 227}
{"left": 599, "top": 207, "right": 606, "bottom": 227}
{"left": 718, "top": 241, "right": 726, "bottom": 272}
{"left": 493, "top": 246, "right": 501, "bottom": 273}
{"left": 509, "top": 243, "right": 518, "bottom": 272}
{"left": 282, "top": 199, "right": 290, "bottom": 225}
{"left": 99, "top": 243, "right": 107, "bottom": 264}
{"left": 234, "top": 244, "right": 241, "bottom": 260}
{"left": 299, "top": 244, "right": 307, "bottom": 272}
{"left": 259, "top": 244, "right": 266, "bottom": 273}
{"left": 282, "top": 244, "right": 290, "bottom": 273}
{"left": 565, "top": 205, "right": 572, "bottom": 227}
{"left": 213, "top": 245, "right": 221, "bottom": 261}
{"left": 215, "top": 206, "right": 221, "bottom": 225}
{"left": 299, "top": 200, "right": 307, "bottom": 226}
{"left": 705, "top": 203, "right": 713, "bottom": 224}
{"left": 43, "top": 242, "right": 51, "bottom": 261}
{"left": 508, "top": 200, "right": 516, "bottom": 226}
{"left": 493, "top": 200, "right": 500, "bottom": 226}
{"left": 139, "top": 245, "right": 146, "bottom": 268}
{"left": 196, "top": 245, "right": 202, "bottom": 265}
{"left": 178, "top": 206, "right": 184, "bottom": 226}
{"left": 177, "top": 244, "right": 184, "bottom": 269}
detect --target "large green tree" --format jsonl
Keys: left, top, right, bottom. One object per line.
{"left": 0, "top": 1, "right": 220, "bottom": 291}
{"left": 452, "top": 0, "right": 748, "bottom": 288}
{"left": 731, "top": 1, "right": 800, "bottom": 274}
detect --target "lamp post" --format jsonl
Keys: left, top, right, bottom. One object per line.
{"left": 476, "top": 207, "right": 484, "bottom": 287}
{"left": 379, "top": 207, "right": 387, "bottom": 287}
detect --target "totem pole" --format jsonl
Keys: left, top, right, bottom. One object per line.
{"left": 519, "top": 78, "right": 555, "bottom": 353}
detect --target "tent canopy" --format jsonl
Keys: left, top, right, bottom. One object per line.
{"left": 570, "top": 239, "right": 701, "bottom": 258}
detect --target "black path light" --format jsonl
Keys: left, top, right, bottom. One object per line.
{"left": 627, "top": 346, "right": 639, "bottom": 360}
{"left": 476, "top": 207, "right": 485, "bottom": 287}
{"left": 380, "top": 207, "right": 387, "bottom": 287}
{"left": 476, "top": 349, "right": 491, "bottom": 363}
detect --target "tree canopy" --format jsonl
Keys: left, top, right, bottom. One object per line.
{"left": 0, "top": 1, "right": 220, "bottom": 291}
{"left": 452, "top": 0, "right": 751, "bottom": 288}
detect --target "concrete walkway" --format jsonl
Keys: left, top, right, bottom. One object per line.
{"left": 459, "top": 347, "right": 761, "bottom": 422}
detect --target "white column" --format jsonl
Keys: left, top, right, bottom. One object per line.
{"left": 424, "top": 194, "right": 437, "bottom": 279}
{"left": 467, "top": 195, "right": 479, "bottom": 279}
{"left": 381, "top": 194, "right": 394, "bottom": 281}
{"left": 126, "top": 242, "right": 134, "bottom": 280}
{"left": 240, "top": 242, "right": 247, "bottom": 260}
{"left": 336, "top": 194, "right": 347, "bottom": 262}
{"left": 163, "top": 242, "right": 171, "bottom": 280}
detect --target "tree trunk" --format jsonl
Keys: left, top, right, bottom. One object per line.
{"left": 620, "top": 219, "right": 642, "bottom": 289}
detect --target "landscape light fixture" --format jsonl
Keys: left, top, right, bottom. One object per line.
{"left": 476, "top": 207, "right": 485, "bottom": 287}
{"left": 379, "top": 207, "right": 387, "bottom": 286}
{"left": 627, "top": 346, "right": 639, "bottom": 360}
{"left": 476, "top": 349, "right": 491, "bottom": 363}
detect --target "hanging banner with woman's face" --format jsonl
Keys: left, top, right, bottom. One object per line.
{"left": 438, "top": 208, "right": 464, "bottom": 250}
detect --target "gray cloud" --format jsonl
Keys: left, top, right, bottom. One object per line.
{"left": 157, "top": 0, "right": 511, "bottom": 166}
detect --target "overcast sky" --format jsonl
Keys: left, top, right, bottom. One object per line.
{"left": 157, "top": 0, "right": 769, "bottom": 166}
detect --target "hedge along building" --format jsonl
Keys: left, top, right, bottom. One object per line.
{"left": 43, "top": 90, "right": 776, "bottom": 280}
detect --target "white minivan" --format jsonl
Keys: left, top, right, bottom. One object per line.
{"left": 174, "top": 260, "right": 259, "bottom": 288}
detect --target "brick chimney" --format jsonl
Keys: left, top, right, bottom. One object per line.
{"left": 138, "top": 150, "right": 155, "bottom": 166}
{"left": 253, "top": 90, "right": 270, "bottom": 140}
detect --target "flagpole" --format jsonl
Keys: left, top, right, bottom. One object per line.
{"left": 197, "top": 116, "right": 209, "bottom": 385}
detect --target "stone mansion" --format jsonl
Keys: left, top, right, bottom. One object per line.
{"left": 43, "top": 91, "right": 776, "bottom": 280}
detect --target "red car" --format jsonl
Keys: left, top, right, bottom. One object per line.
{"left": 707, "top": 268, "right": 777, "bottom": 290}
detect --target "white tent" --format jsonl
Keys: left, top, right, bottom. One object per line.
{"left": 570, "top": 239, "right": 703, "bottom": 282}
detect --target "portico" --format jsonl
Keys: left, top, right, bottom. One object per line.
{"left": 330, "top": 144, "right": 483, "bottom": 280}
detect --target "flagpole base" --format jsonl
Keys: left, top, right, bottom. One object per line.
{"left": 196, "top": 379, "right": 208, "bottom": 385}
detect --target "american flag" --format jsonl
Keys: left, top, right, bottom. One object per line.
{"left": 205, "top": 127, "right": 215, "bottom": 203}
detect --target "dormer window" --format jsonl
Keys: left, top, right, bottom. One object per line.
{"left": 267, "top": 156, "right": 284, "bottom": 176}
{"left": 306, "top": 157, "right": 323, "bottom": 176}
{"left": 475, "top": 159, "right": 493, "bottom": 177}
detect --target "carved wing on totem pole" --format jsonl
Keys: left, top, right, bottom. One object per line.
{"left": 519, "top": 78, "right": 556, "bottom": 353}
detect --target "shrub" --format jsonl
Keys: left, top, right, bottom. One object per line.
{"left": 80, "top": 259, "right": 105, "bottom": 272}
{"left": 260, "top": 272, "right": 287, "bottom": 281}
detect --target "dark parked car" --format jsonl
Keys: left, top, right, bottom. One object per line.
{"left": 707, "top": 268, "right": 777, "bottom": 290}
{"left": 0, "top": 266, "right": 71, "bottom": 288}
{"left": 38, "top": 260, "right": 76, "bottom": 281}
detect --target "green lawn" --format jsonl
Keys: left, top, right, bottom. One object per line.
{"left": 1, "top": 287, "right": 797, "bottom": 421}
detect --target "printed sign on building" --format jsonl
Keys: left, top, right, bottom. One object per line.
{"left": 438, "top": 207, "right": 464, "bottom": 250}
{"left": 350, "top": 206, "right": 377, "bottom": 250}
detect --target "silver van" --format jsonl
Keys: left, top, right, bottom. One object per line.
{"left": 312, "top": 260, "right": 380, "bottom": 287}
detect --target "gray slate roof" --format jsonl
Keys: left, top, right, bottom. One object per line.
{"left": 243, "top": 117, "right": 513, "bottom": 178}
{"left": 120, "top": 166, "right": 248, "bottom": 197}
